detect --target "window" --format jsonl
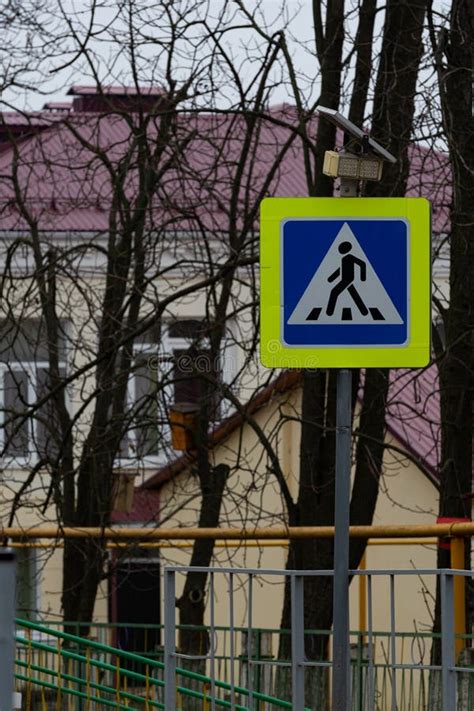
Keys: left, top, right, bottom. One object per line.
{"left": 119, "top": 324, "right": 161, "bottom": 460}
{"left": 0, "top": 319, "right": 67, "bottom": 462}
{"left": 119, "top": 318, "right": 223, "bottom": 462}
{"left": 167, "top": 319, "right": 220, "bottom": 415}
{"left": 123, "top": 350, "right": 161, "bottom": 459}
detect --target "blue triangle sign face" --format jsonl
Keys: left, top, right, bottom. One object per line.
{"left": 282, "top": 218, "right": 409, "bottom": 347}
{"left": 288, "top": 223, "right": 403, "bottom": 326}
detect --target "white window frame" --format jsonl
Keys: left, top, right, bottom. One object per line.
{"left": 0, "top": 361, "right": 50, "bottom": 467}
{"left": 160, "top": 322, "right": 224, "bottom": 423}
{"left": 118, "top": 342, "right": 163, "bottom": 469}
{"left": 117, "top": 319, "right": 236, "bottom": 468}
{"left": 0, "top": 319, "right": 71, "bottom": 468}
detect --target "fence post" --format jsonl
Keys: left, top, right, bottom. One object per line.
{"left": 291, "top": 574, "right": 305, "bottom": 711}
{"left": 0, "top": 549, "right": 16, "bottom": 711}
{"left": 358, "top": 553, "right": 367, "bottom": 643}
{"left": 164, "top": 568, "right": 177, "bottom": 711}
{"left": 441, "top": 572, "right": 456, "bottom": 708}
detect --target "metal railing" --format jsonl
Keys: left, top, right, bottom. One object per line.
{"left": 18, "top": 622, "right": 467, "bottom": 710}
{"left": 163, "top": 566, "right": 474, "bottom": 711}
{"left": 15, "top": 618, "right": 302, "bottom": 710}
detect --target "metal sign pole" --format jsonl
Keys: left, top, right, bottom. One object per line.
{"left": 0, "top": 549, "right": 16, "bottom": 711}
{"left": 332, "top": 367, "right": 353, "bottom": 710}
{"left": 332, "top": 176, "right": 357, "bottom": 711}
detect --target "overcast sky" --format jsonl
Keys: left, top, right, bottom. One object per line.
{"left": 2, "top": 0, "right": 446, "bottom": 149}
{"left": 3, "top": 1, "right": 363, "bottom": 111}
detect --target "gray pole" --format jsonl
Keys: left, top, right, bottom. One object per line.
{"left": 164, "top": 568, "right": 177, "bottom": 711}
{"left": 332, "top": 368, "right": 353, "bottom": 711}
{"left": 0, "top": 549, "right": 16, "bottom": 711}
{"left": 332, "top": 176, "right": 357, "bottom": 711}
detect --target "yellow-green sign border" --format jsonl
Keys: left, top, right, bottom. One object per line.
{"left": 260, "top": 197, "right": 431, "bottom": 369}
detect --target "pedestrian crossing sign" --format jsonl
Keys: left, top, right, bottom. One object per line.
{"left": 260, "top": 197, "right": 431, "bottom": 368}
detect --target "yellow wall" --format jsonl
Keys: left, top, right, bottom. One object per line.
{"left": 157, "top": 384, "right": 455, "bottom": 657}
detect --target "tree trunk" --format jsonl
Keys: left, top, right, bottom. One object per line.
{"left": 347, "top": 0, "right": 377, "bottom": 133}
{"left": 276, "top": 1, "right": 428, "bottom": 706}
{"left": 62, "top": 539, "right": 107, "bottom": 628}
{"left": 176, "top": 463, "right": 229, "bottom": 710}
{"left": 62, "top": 443, "right": 114, "bottom": 629}
{"left": 313, "top": 0, "right": 345, "bottom": 197}
{"left": 276, "top": 370, "right": 336, "bottom": 706}
{"left": 177, "top": 463, "right": 230, "bottom": 653}
{"left": 429, "top": 3, "right": 474, "bottom": 706}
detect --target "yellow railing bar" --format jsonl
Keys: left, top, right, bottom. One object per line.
{"left": 55, "top": 635, "right": 62, "bottom": 711}
{"left": 26, "top": 633, "right": 32, "bottom": 711}
{"left": 86, "top": 647, "right": 91, "bottom": 711}
{"left": 68, "top": 657, "right": 73, "bottom": 711}
{"left": 116, "top": 656, "right": 120, "bottom": 707}
{"left": 2, "top": 536, "right": 443, "bottom": 549}
{"left": 450, "top": 537, "right": 466, "bottom": 661}
{"left": 145, "top": 663, "right": 150, "bottom": 711}
{"left": 2, "top": 523, "right": 474, "bottom": 540}
{"left": 202, "top": 681, "right": 211, "bottom": 711}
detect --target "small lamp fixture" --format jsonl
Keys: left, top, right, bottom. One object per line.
{"left": 316, "top": 105, "right": 396, "bottom": 185}
{"left": 322, "top": 150, "right": 384, "bottom": 182}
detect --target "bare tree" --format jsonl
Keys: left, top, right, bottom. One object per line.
{"left": 0, "top": 0, "right": 303, "bottom": 648}
{"left": 268, "top": 0, "right": 429, "bottom": 703}
{"left": 0, "top": 5, "right": 471, "bottom": 710}
{"left": 427, "top": 0, "right": 474, "bottom": 702}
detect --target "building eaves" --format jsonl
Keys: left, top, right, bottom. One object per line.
{"left": 142, "top": 366, "right": 442, "bottom": 492}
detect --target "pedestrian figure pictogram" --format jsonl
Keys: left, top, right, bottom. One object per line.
{"left": 326, "top": 241, "right": 368, "bottom": 317}
{"left": 287, "top": 222, "right": 403, "bottom": 327}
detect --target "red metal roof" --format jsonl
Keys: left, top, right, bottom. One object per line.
{"left": 0, "top": 93, "right": 451, "bottom": 234}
